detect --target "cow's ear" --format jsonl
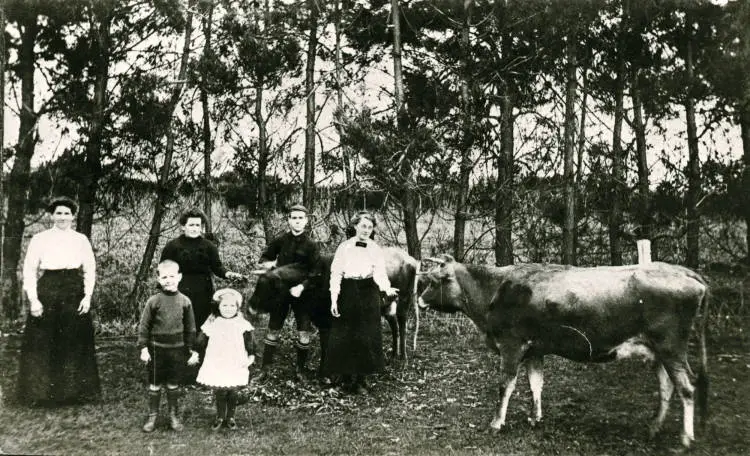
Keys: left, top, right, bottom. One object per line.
{"left": 438, "top": 254, "right": 455, "bottom": 263}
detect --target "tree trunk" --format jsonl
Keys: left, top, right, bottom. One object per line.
{"left": 684, "top": 35, "right": 700, "bottom": 269}
{"left": 574, "top": 49, "right": 589, "bottom": 264}
{"left": 2, "top": 13, "right": 38, "bottom": 319}
{"left": 77, "top": 6, "right": 111, "bottom": 238}
{"left": 256, "top": 0, "right": 271, "bottom": 241}
{"left": 200, "top": 3, "right": 214, "bottom": 233}
{"left": 334, "top": 0, "right": 352, "bottom": 185}
{"left": 562, "top": 38, "right": 577, "bottom": 265}
{"left": 391, "top": 0, "right": 420, "bottom": 259}
{"left": 453, "top": 0, "right": 474, "bottom": 262}
{"left": 631, "top": 66, "right": 651, "bottom": 244}
{"left": 334, "top": 0, "right": 353, "bottom": 219}
{"left": 609, "top": 35, "right": 626, "bottom": 266}
{"left": 127, "top": 3, "right": 194, "bottom": 312}
{"left": 741, "top": 102, "right": 750, "bottom": 266}
{"left": 0, "top": 2, "right": 7, "bottom": 319}
{"left": 256, "top": 83, "right": 272, "bottom": 242}
{"left": 495, "top": 29, "right": 514, "bottom": 266}
{"left": 302, "top": 0, "right": 318, "bottom": 211}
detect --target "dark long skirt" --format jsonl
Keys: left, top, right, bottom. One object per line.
{"left": 179, "top": 272, "right": 213, "bottom": 328}
{"left": 180, "top": 272, "right": 213, "bottom": 381}
{"left": 17, "top": 269, "right": 101, "bottom": 406}
{"left": 322, "top": 278, "right": 385, "bottom": 376}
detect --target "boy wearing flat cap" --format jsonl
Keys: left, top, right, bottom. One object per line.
{"left": 256, "top": 204, "right": 321, "bottom": 381}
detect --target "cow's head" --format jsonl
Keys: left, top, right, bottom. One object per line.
{"left": 418, "top": 254, "right": 464, "bottom": 313}
{"left": 246, "top": 263, "right": 307, "bottom": 315}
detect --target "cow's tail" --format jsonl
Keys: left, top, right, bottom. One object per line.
{"left": 412, "top": 260, "right": 420, "bottom": 351}
{"left": 696, "top": 285, "right": 710, "bottom": 430}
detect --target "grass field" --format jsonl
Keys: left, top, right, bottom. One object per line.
{"left": 1, "top": 313, "right": 748, "bottom": 456}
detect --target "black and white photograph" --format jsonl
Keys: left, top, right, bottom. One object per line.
{"left": 0, "top": 0, "right": 748, "bottom": 454}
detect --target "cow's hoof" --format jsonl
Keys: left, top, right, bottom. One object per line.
{"left": 527, "top": 417, "right": 543, "bottom": 428}
{"left": 648, "top": 424, "right": 662, "bottom": 440}
{"left": 489, "top": 419, "right": 505, "bottom": 432}
{"left": 679, "top": 433, "right": 693, "bottom": 450}
{"left": 389, "top": 357, "right": 406, "bottom": 369}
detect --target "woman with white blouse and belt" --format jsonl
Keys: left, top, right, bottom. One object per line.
{"left": 17, "top": 196, "right": 101, "bottom": 406}
{"left": 323, "top": 211, "right": 398, "bottom": 394}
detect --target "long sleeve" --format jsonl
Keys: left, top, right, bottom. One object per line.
{"left": 208, "top": 241, "right": 228, "bottom": 279}
{"left": 23, "top": 230, "right": 97, "bottom": 301}
{"left": 195, "top": 332, "right": 208, "bottom": 351}
{"left": 183, "top": 300, "right": 197, "bottom": 350}
{"left": 22, "top": 235, "right": 42, "bottom": 301}
{"left": 259, "top": 236, "right": 282, "bottom": 263}
{"left": 243, "top": 330, "right": 256, "bottom": 355}
{"left": 81, "top": 236, "right": 96, "bottom": 297}
{"left": 300, "top": 240, "right": 322, "bottom": 290}
{"left": 372, "top": 244, "right": 391, "bottom": 292}
{"left": 137, "top": 298, "right": 156, "bottom": 349}
{"left": 329, "top": 243, "right": 346, "bottom": 301}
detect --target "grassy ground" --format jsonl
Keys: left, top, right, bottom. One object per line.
{"left": 1, "top": 315, "right": 748, "bottom": 456}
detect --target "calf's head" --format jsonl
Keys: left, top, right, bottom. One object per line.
{"left": 418, "top": 254, "right": 464, "bottom": 313}
{"left": 246, "top": 263, "right": 307, "bottom": 315}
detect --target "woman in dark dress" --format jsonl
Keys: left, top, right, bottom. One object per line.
{"left": 17, "top": 196, "right": 101, "bottom": 406}
{"left": 160, "top": 208, "right": 243, "bottom": 329}
{"left": 324, "top": 211, "right": 399, "bottom": 394}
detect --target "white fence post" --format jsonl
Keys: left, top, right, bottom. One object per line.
{"left": 636, "top": 239, "right": 652, "bottom": 264}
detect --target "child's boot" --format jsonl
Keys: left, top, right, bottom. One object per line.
{"left": 142, "top": 388, "right": 161, "bottom": 433}
{"left": 166, "top": 387, "right": 184, "bottom": 431}
{"left": 225, "top": 390, "right": 238, "bottom": 430}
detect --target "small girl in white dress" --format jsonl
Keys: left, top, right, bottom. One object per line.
{"left": 195, "top": 288, "right": 255, "bottom": 430}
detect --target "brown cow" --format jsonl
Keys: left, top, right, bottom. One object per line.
{"left": 418, "top": 255, "right": 709, "bottom": 449}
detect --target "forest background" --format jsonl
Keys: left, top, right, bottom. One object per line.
{"left": 0, "top": 0, "right": 749, "bottom": 336}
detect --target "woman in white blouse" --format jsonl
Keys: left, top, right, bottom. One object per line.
{"left": 323, "top": 211, "right": 398, "bottom": 394}
{"left": 17, "top": 196, "right": 101, "bottom": 406}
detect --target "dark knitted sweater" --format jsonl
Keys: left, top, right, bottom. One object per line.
{"left": 160, "top": 235, "right": 229, "bottom": 278}
{"left": 137, "top": 291, "right": 196, "bottom": 350}
{"left": 260, "top": 231, "right": 321, "bottom": 288}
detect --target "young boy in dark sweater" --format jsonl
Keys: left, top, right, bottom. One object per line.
{"left": 137, "top": 259, "right": 198, "bottom": 432}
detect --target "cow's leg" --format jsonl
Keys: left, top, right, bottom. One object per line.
{"left": 662, "top": 357, "right": 696, "bottom": 448}
{"left": 397, "top": 309, "right": 408, "bottom": 362}
{"left": 384, "top": 314, "right": 398, "bottom": 362}
{"left": 489, "top": 340, "right": 528, "bottom": 431}
{"left": 490, "top": 374, "right": 518, "bottom": 431}
{"left": 649, "top": 363, "right": 674, "bottom": 439}
{"left": 525, "top": 355, "right": 544, "bottom": 426}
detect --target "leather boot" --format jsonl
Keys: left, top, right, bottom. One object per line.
{"left": 142, "top": 389, "right": 161, "bottom": 433}
{"left": 166, "top": 388, "right": 183, "bottom": 431}
{"left": 254, "top": 341, "right": 278, "bottom": 382}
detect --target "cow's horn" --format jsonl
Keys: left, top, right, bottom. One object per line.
{"left": 249, "top": 269, "right": 268, "bottom": 275}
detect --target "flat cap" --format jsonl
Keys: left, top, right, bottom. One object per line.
{"left": 288, "top": 204, "right": 308, "bottom": 214}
